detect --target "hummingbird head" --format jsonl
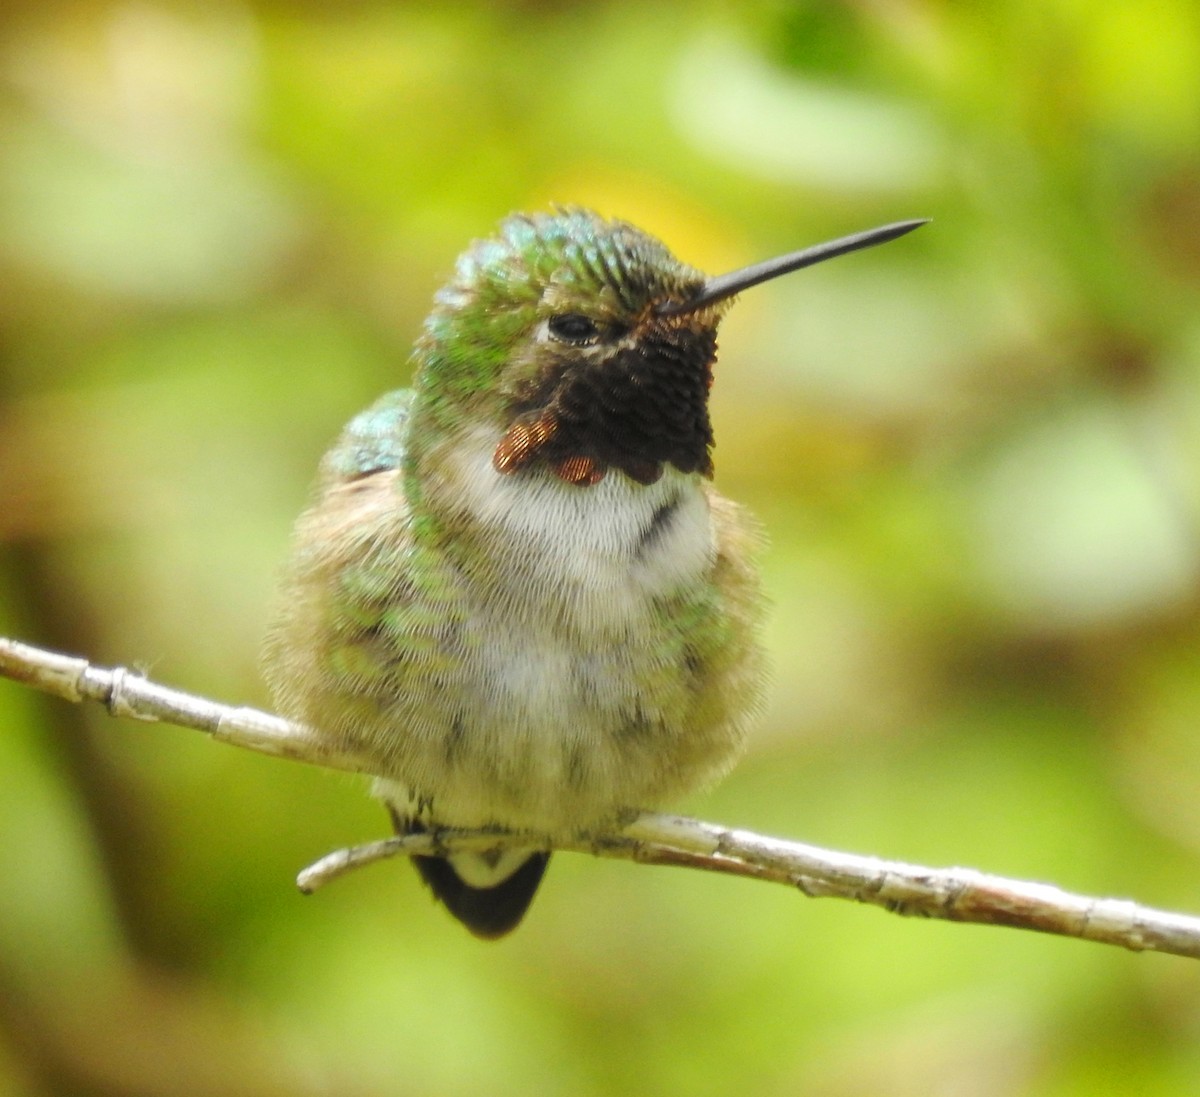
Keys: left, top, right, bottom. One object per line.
{"left": 413, "top": 208, "right": 925, "bottom": 487}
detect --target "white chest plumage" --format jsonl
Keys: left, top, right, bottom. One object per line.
{"left": 445, "top": 430, "right": 717, "bottom": 626}
{"left": 389, "top": 432, "right": 720, "bottom": 834}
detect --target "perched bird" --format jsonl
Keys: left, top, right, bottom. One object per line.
{"left": 264, "top": 209, "right": 924, "bottom": 938}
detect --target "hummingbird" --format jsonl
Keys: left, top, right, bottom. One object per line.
{"left": 264, "top": 208, "right": 925, "bottom": 939}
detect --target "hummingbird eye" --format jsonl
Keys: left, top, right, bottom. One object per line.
{"left": 547, "top": 313, "right": 600, "bottom": 344}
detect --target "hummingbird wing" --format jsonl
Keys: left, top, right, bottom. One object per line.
{"left": 264, "top": 388, "right": 549, "bottom": 938}
{"left": 320, "top": 387, "right": 415, "bottom": 480}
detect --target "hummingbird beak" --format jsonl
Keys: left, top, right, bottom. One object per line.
{"left": 655, "top": 219, "right": 929, "bottom": 318}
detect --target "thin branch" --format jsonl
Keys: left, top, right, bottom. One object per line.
{"left": 0, "top": 637, "right": 372, "bottom": 773}
{"left": 3, "top": 636, "right": 1199, "bottom": 960}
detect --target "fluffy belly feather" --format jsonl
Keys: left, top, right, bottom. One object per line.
{"left": 269, "top": 431, "right": 763, "bottom": 838}
{"left": 376, "top": 442, "right": 727, "bottom": 832}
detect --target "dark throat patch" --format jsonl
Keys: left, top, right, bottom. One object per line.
{"left": 493, "top": 326, "right": 717, "bottom": 486}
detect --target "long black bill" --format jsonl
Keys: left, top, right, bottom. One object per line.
{"left": 656, "top": 218, "right": 928, "bottom": 317}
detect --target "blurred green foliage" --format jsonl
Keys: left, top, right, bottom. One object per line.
{"left": 1, "top": 1, "right": 1198, "bottom": 1094}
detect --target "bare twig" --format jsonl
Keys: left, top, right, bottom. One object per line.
{"left": 0, "top": 636, "right": 371, "bottom": 772}
{"left": 3, "top": 635, "right": 1198, "bottom": 960}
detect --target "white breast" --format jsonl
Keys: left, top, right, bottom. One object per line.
{"left": 390, "top": 428, "right": 723, "bottom": 832}
{"left": 443, "top": 429, "right": 716, "bottom": 633}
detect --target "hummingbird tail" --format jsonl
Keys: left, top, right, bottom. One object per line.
{"left": 412, "top": 851, "right": 550, "bottom": 939}
{"left": 388, "top": 809, "right": 549, "bottom": 938}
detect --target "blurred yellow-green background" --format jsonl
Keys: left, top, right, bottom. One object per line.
{"left": 2, "top": 1, "right": 1200, "bottom": 1094}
